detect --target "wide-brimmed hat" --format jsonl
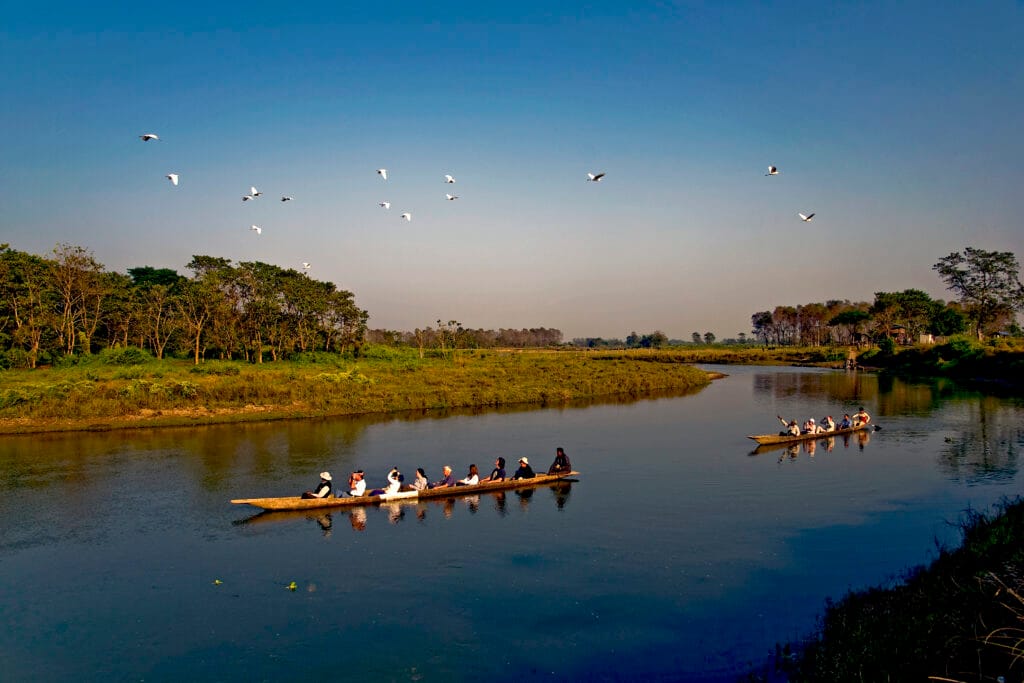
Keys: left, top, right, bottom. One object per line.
{"left": 519, "top": 457, "right": 529, "bottom": 465}
{"left": 320, "top": 471, "right": 332, "bottom": 481}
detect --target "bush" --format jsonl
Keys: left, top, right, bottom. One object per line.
{"left": 99, "top": 347, "right": 153, "bottom": 366}
{"left": 2, "top": 348, "right": 33, "bottom": 370}
{"left": 936, "top": 336, "right": 983, "bottom": 363}
{"left": 189, "top": 362, "right": 241, "bottom": 376}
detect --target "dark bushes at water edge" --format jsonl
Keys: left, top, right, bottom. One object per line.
{"left": 867, "top": 335, "right": 1024, "bottom": 387}
{"left": 775, "top": 498, "right": 1024, "bottom": 682}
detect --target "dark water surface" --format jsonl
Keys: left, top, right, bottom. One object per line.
{"left": 1, "top": 366, "right": 1022, "bottom": 682}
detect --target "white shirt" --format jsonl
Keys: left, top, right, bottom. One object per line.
{"left": 350, "top": 479, "right": 366, "bottom": 496}
{"left": 460, "top": 474, "right": 479, "bottom": 486}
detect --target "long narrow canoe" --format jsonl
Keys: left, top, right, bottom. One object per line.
{"left": 231, "top": 471, "right": 580, "bottom": 511}
{"left": 747, "top": 424, "right": 874, "bottom": 445}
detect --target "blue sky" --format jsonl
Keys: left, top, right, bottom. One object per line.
{"left": 2, "top": 2, "right": 1022, "bottom": 338}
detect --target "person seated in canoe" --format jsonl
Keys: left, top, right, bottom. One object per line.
{"left": 343, "top": 470, "right": 367, "bottom": 497}
{"left": 488, "top": 457, "right": 506, "bottom": 482}
{"left": 853, "top": 406, "right": 871, "bottom": 427}
{"left": 410, "top": 467, "right": 429, "bottom": 491}
{"left": 802, "top": 418, "right": 821, "bottom": 434}
{"left": 369, "top": 467, "right": 403, "bottom": 496}
{"left": 777, "top": 416, "right": 801, "bottom": 436}
{"left": 821, "top": 416, "right": 836, "bottom": 433}
{"left": 301, "top": 471, "right": 333, "bottom": 499}
{"left": 512, "top": 457, "right": 535, "bottom": 480}
{"left": 457, "top": 464, "right": 480, "bottom": 486}
{"left": 429, "top": 465, "right": 456, "bottom": 489}
{"left": 548, "top": 447, "right": 572, "bottom": 475}
{"left": 838, "top": 413, "right": 853, "bottom": 429}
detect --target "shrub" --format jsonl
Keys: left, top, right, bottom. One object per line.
{"left": 99, "top": 347, "right": 153, "bottom": 366}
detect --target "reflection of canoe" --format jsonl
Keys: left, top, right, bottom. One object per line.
{"left": 747, "top": 424, "right": 874, "bottom": 445}
{"left": 231, "top": 471, "right": 580, "bottom": 511}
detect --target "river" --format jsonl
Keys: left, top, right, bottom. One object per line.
{"left": 1, "top": 365, "right": 1021, "bottom": 682}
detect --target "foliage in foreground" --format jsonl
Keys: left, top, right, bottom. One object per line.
{"left": 779, "top": 498, "right": 1024, "bottom": 682}
{"left": 0, "top": 347, "right": 711, "bottom": 432}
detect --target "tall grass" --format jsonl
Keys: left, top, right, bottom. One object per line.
{"left": 777, "top": 498, "right": 1024, "bottom": 682}
{"left": 0, "top": 347, "right": 712, "bottom": 432}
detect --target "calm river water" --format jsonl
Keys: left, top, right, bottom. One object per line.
{"left": 1, "top": 365, "right": 1022, "bottom": 682}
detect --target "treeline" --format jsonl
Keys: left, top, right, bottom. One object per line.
{"left": 0, "top": 243, "right": 367, "bottom": 368}
{"left": 752, "top": 292, "right": 985, "bottom": 347}
{"left": 366, "top": 323, "right": 563, "bottom": 352}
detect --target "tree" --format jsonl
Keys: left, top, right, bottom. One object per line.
{"left": 691, "top": 332, "right": 702, "bottom": 344}
{"left": 829, "top": 310, "right": 871, "bottom": 346}
{"left": 703, "top": 331, "right": 716, "bottom": 344}
{"left": 933, "top": 248, "right": 1024, "bottom": 338}
{"left": 751, "top": 312, "right": 773, "bottom": 346}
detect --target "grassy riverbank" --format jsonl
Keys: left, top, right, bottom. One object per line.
{"left": 772, "top": 498, "right": 1024, "bottom": 682}
{"left": 0, "top": 347, "right": 713, "bottom": 434}
{"left": 863, "top": 336, "right": 1024, "bottom": 389}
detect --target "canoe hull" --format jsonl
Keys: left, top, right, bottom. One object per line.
{"left": 747, "top": 424, "right": 871, "bottom": 445}
{"left": 232, "top": 471, "right": 579, "bottom": 511}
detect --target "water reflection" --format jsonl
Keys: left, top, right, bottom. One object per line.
{"left": 937, "top": 396, "right": 1022, "bottom": 484}
{"left": 232, "top": 483, "right": 575, "bottom": 534}
{"left": 767, "top": 431, "right": 874, "bottom": 463}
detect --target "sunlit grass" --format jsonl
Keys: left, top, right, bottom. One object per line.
{"left": 0, "top": 346, "right": 712, "bottom": 432}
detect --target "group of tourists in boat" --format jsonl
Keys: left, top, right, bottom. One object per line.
{"left": 300, "top": 447, "right": 573, "bottom": 500}
{"left": 777, "top": 407, "right": 871, "bottom": 436}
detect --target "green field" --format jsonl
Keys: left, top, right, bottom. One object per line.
{"left": 0, "top": 346, "right": 713, "bottom": 434}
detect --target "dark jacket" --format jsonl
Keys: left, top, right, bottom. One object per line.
{"left": 512, "top": 464, "right": 535, "bottom": 480}
{"left": 548, "top": 453, "right": 572, "bottom": 474}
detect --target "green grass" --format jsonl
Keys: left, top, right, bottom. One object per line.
{"left": 0, "top": 346, "right": 712, "bottom": 433}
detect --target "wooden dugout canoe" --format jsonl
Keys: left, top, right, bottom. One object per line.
{"left": 747, "top": 424, "right": 874, "bottom": 445}
{"left": 231, "top": 471, "right": 580, "bottom": 511}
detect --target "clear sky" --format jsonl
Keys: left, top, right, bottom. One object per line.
{"left": 2, "top": 1, "right": 1022, "bottom": 339}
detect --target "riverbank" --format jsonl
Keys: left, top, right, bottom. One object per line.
{"left": 772, "top": 497, "right": 1024, "bottom": 682}
{"left": 0, "top": 347, "right": 715, "bottom": 434}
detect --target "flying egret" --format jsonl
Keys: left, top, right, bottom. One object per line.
{"left": 400, "top": 212, "right": 411, "bottom": 221}
{"left": 766, "top": 166, "right": 779, "bottom": 176}
{"left": 250, "top": 225, "right": 262, "bottom": 235}
{"left": 281, "top": 196, "right": 293, "bottom": 202}
{"left": 444, "top": 174, "right": 455, "bottom": 183}
{"left": 377, "top": 169, "right": 388, "bottom": 180}
{"left": 250, "top": 186, "right": 262, "bottom": 197}
{"left": 587, "top": 172, "right": 605, "bottom": 182}
{"left": 139, "top": 133, "right": 159, "bottom": 142}
{"left": 445, "top": 194, "right": 458, "bottom": 201}
{"left": 379, "top": 201, "right": 391, "bottom": 209}
{"left": 302, "top": 262, "right": 311, "bottom": 270}
{"left": 242, "top": 194, "right": 254, "bottom": 201}
{"left": 798, "top": 212, "right": 815, "bottom": 222}
{"left": 166, "top": 173, "right": 179, "bottom": 186}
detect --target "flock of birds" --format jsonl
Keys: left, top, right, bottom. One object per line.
{"left": 141, "top": 133, "right": 817, "bottom": 273}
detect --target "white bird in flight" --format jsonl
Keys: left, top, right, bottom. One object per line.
{"left": 281, "top": 196, "right": 293, "bottom": 202}
{"left": 242, "top": 194, "right": 254, "bottom": 201}
{"left": 139, "top": 133, "right": 159, "bottom": 142}
{"left": 377, "top": 169, "right": 388, "bottom": 180}
{"left": 444, "top": 174, "right": 455, "bottom": 184}
{"left": 766, "top": 165, "right": 779, "bottom": 176}
{"left": 587, "top": 172, "right": 605, "bottom": 182}
{"left": 400, "top": 212, "right": 411, "bottom": 221}
{"left": 302, "top": 262, "right": 311, "bottom": 270}
{"left": 445, "top": 193, "right": 458, "bottom": 201}
{"left": 250, "top": 224, "right": 262, "bottom": 235}
{"left": 166, "top": 173, "right": 179, "bottom": 186}
{"left": 250, "top": 186, "right": 262, "bottom": 198}
{"left": 379, "top": 201, "right": 391, "bottom": 209}
{"left": 798, "top": 212, "right": 815, "bottom": 222}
